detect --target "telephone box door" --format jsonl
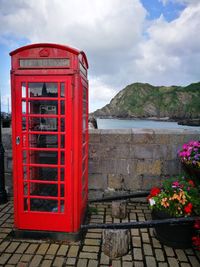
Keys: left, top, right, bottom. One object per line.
{"left": 13, "top": 76, "right": 73, "bottom": 232}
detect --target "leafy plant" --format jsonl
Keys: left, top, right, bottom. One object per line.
{"left": 148, "top": 176, "right": 200, "bottom": 217}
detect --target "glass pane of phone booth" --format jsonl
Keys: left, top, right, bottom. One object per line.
{"left": 22, "top": 82, "right": 65, "bottom": 213}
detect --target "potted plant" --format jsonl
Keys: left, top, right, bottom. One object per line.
{"left": 148, "top": 176, "right": 200, "bottom": 248}
{"left": 178, "top": 140, "right": 200, "bottom": 180}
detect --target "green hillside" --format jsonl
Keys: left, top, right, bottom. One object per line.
{"left": 93, "top": 82, "right": 200, "bottom": 119}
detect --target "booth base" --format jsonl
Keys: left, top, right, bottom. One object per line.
{"left": 10, "top": 228, "right": 85, "bottom": 242}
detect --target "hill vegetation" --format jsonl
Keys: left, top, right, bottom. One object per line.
{"left": 93, "top": 82, "right": 200, "bottom": 120}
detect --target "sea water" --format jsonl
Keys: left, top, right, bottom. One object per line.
{"left": 97, "top": 118, "right": 200, "bottom": 130}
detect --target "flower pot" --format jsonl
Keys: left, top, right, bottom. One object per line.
{"left": 152, "top": 209, "right": 194, "bottom": 249}
{"left": 182, "top": 163, "right": 200, "bottom": 180}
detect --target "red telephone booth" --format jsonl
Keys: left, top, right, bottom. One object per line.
{"left": 10, "top": 43, "right": 89, "bottom": 239}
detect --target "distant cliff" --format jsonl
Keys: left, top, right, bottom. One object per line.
{"left": 93, "top": 82, "right": 200, "bottom": 120}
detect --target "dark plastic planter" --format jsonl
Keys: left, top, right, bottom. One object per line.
{"left": 152, "top": 209, "right": 194, "bottom": 249}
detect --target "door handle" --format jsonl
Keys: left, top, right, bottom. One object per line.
{"left": 16, "top": 136, "right": 20, "bottom": 145}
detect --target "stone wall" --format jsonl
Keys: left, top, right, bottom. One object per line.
{"left": 2, "top": 128, "right": 200, "bottom": 196}
{"left": 88, "top": 128, "right": 200, "bottom": 196}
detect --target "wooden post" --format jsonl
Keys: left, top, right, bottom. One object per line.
{"left": 102, "top": 229, "right": 130, "bottom": 259}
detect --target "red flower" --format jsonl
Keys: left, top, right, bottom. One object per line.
{"left": 188, "top": 180, "right": 195, "bottom": 187}
{"left": 194, "top": 220, "right": 200, "bottom": 229}
{"left": 150, "top": 187, "right": 161, "bottom": 197}
{"left": 184, "top": 203, "right": 193, "bottom": 214}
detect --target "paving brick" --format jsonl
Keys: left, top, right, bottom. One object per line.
{"left": 188, "top": 256, "right": 200, "bottom": 267}
{"left": 145, "top": 256, "right": 157, "bottom": 267}
{"left": 122, "top": 262, "right": 133, "bottom": 267}
{"left": 25, "top": 244, "right": 39, "bottom": 254}
{"left": 175, "top": 249, "right": 188, "bottom": 262}
{"left": 16, "top": 243, "right": 29, "bottom": 254}
{"left": 84, "top": 239, "right": 101, "bottom": 246}
{"left": 180, "top": 263, "right": 191, "bottom": 267}
{"left": 112, "top": 260, "right": 122, "bottom": 267}
{"left": 37, "top": 243, "right": 50, "bottom": 255}
{"left": 41, "top": 259, "right": 53, "bottom": 267}
{"left": 79, "top": 252, "right": 98, "bottom": 259}
{"left": 86, "top": 232, "right": 102, "bottom": 239}
{"left": 8, "top": 254, "right": 22, "bottom": 264}
{"left": 141, "top": 232, "right": 150, "bottom": 243}
{"left": 0, "top": 253, "right": 11, "bottom": 265}
{"left": 133, "top": 248, "right": 143, "bottom": 261}
{"left": 82, "top": 245, "right": 99, "bottom": 253}
{"left": 88, "top": 259, "right": 98, "bottom": 267}
{"left": 77, "top": 258, "right": 88, "bottom": 267}
{"left": 158, "top": 263, "right": 168, "bottom": 267}
{"left": 67, "top": 246, "right": 79, "bottom": 257}
{"left": 52, "top": 256, "right": 65, "bottom": 267}
{"left": 0, "top": 241, "right": 10, "bottom": 252}
{"left": 168, "top": 257, "right": 179, "bottom": 267}
{"left": 56, "top": 244, "right": 68, "bottom": 256}
{"left": 134, "top": 261, "right": 144, "bottom": 267}
{"left": 20, "top": 254, "right": 33, "bottom": 262}
{"left": 65, "top": 257, "right": 76, "bottom": 265}
{"left": 29, "top": 255, "right": 43, "bottom": 267}
{"left": 155, "top": 248, "right": 165, "bottom": 261}
{"left": 143, "top": 244, "right": 153, "bottom": 256}
{"left": 122, "top": 254, "right": 132, "bottom": 261}
{"left": 132, "top": 237, "right": 141, "bottom": 247}
{"left": 46, "top": 244, "right": 59, "bottom": 255}
{"left": 17, "top": 262, "right": 29, "bottom": 267}
{"left": 100, "top": 252, "right": 110, "bottom": 264}
{"left": 164, "top": 246, "right": 175, "bottom": 257}
{"left": 5, "top": 242, "right": 20, "bottom": 253}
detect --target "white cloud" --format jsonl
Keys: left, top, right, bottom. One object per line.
{"left": 0, "top": 0, "right": 199, "bottom": 112}
{"left": 159, "top": 0, "right": 199, "bottom": 5}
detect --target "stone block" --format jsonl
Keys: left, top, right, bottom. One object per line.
{"left": 101, "top": 129, "right": 132, "bottom": 144}
{"left": 102, "top": 144, "right": 131, "bottom": 159}
{"left": 141, "top": 176, "right": 161, "bottom": 190}
{"left": 108, "top": 174, "right": 124, "bottom": 190}
{"left": 132, "top": 129, "right": 154, "bottom": 144}
{"left": 136, "top": 160, "right": 162, "bottom": 176}
{"left": 88, "top": 174, "right": 107, "bottom": 190}
{"left": 89, "top": 130, "right": 101, "bottom": 143}
{"left": 88, "top": 159, "right": 101, "bottom": 173}
{"left": 162, "top": 160, "right": 181, "bottom": 176}
{"left": 123, "top": 174, "right": 142, "bottom": 191}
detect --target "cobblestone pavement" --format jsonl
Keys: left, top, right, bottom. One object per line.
{"left": 0, "top": 199, "right": 200, "bottom": 267}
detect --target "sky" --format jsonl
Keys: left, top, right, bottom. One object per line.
{"left": 0, "top": 0, "right": 199, "bottom": 112}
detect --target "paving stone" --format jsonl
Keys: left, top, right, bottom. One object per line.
{"left": 77, "top": 258, "right": 88, "bottom": 267}
{"left": 52, "top": 256, "right": 65, "bottom": 267}
{"left": 82, "top": 245, "right": 99, "bottom": 253}
{"left": 67, "top": 246, "right": 79, "bottom": 257}
{"left": 0, "top": 253, "right": 11, "bottom": 265}
{"left": 79, "top": 252, "right": 98, "bottom": 259}
{"left": 5, "top": 242, "right": 20, "bottom": 253}
{"left": 188, "top": 256, "right": 200, "bottom": 267}
{"left": 88, "top": 259, "right": 99, "bottom": 267}
{"left": 175, "top": 249, "right": 188, "bottom": 262}
{"left": 37, "top": 243, "right": 50, "bottom": 255}
{"left": 100, "top": 252, "right": 110, "bottom": 264}
{"left": 0, "top": 241, "right": 10, "bottom": 252}
{"left": 132, "top": 237, "right": 141, "bottom": 247}
{"left": 168, "top": 257, "right": 179, "bottom": 267}
{"left": 143, "top": 244, "right": 153, "bottom": 256}
{"left": 122, "top": 262, "right": 133, "bottom": 267}
{"left": 145, "top": 256, "right": 157, "bottom": 267}
{"left": 84, "top": 239, "right": 101, "bottom": 246}
{"left": 41, "top": 259, "right": 53, "bottom": 267}
{"left": 122, "top": 254, "right": 132, "bottom": 261}
{"left": 17, "top": 263, "right": 29, "bottom": 267}
{"left": 65, "top": 257, "right": 76, "bottom": 265}
{"left": 164, "top": 246, "right": 175, "bottom": 257}
{"left": 25, "top": 244, "right": 38, "bottom": 254}
{"left": 131, "top": 229, "right": 139, "bottom": 236}
{"left": 133, "top": 248, "right": 143, "bottom": 261}
{"left": 56, "top": 244, "right": 68, "bottom": 256}
{"left": 46, "top": 244, "right": 59, "bottom": 255}
{"left": 86, "top": 232, "right": 102, "bottom": 239}
{"left": 180, "top": 263, "right": 191, "bottom": 267}
{"left": 152, "top": 237, "right": 162, "bottom": 248}
{"left": 29, "top": 255, "right": 43, "bottom": 267}
{"left": 158, "top": 263, "right": 168, "bottom": 267}
{"left": 155, "top": 248, "right": 165, "bottom": 261}
{"left": 44, "top": 255, "right": 54, "bottom": 260}
{"left": 8, "top": 254, "right": 22, "bottom": 265}
{"left": 134, "top": 261, "right": 144, "bottom": 267}
{"left": 20, "top": 254, "right": 33, "bottom": 262}
{"left": 16, "top": 243, "right": 29, "bottom": 254}
{"left": 141, "top": 232, "right": 150, "bottom": 243}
